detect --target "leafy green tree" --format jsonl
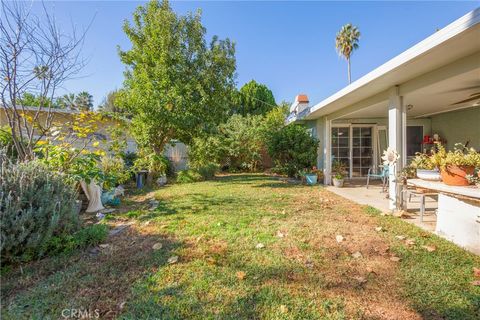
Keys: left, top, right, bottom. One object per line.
{"left": 117, "top": 0, "right": 236, "bottom": 154}
{"left": 267, "top": 124, "right": 318, "bottom": 177}
{"left": 235, "top": 80, "right": 276, "bottom": 116}
{"left": 335, "top": 23, "right": 360, "bottom": 84}
{"left": 219, "top": 114, "right": 265, "bottom": 171}
{"left": 17, "top": 93, "right": 56, "bottom": 108}
{"left": 98, "top": 90, "right": 125, "bottom": 114}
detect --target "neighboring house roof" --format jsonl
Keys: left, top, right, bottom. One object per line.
{"left": 299, "top": 7, "right": 480, "bottom": 121}
{"left": 0, "top": 105, "right": 80, "bottom": 114}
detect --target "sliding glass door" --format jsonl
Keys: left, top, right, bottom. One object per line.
{"left": 352, "top": 127, "right": 373, "bottom": 177}
{"left": 331, "top": 127, "right": 350, "bottom": 175}
{"left": 331, "top": 125, "right": 375, "bottom": 178}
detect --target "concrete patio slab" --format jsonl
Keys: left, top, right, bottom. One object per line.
{"left": 326, "top": 179, "right": 437, "bottom": 232}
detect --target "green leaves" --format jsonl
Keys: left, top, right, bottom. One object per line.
{"left": 235, "top": 80, "right": 277, "bottom": 116}
{"left": 118, "top": 0, "right": 236, "bottom": 153}
{"left": 267, "top": 124, "right": 319, "bottom": 177}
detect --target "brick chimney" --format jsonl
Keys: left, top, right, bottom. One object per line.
{"left": 290, "top": 94, "right": 310, "bottom": 114}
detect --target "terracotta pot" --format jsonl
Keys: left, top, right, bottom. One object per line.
{"left": 440, "top": 165, "right": 475, "bottom": 186}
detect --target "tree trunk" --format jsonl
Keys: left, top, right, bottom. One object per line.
{"left": 347, "top": 58, "right": 351, "bottom": 84}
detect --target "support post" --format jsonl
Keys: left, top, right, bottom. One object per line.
{"left": 324, "top": 117, "right": 332, "bottom": 185}
{"left": 388, "top": 86, "right": 405, "bottom": 211}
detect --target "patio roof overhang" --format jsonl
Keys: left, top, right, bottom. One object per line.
{"left": 303, "top": 8, "right": 480, "bottom": 121}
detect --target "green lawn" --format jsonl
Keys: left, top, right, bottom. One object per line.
{"left": 2, "top": 174, "right": 479, "bottom": 319}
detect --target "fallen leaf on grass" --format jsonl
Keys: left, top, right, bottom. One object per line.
{"left": 405, "top": 239, "right": 416, "bottom": 246}
{"left": 336, "top": 235, "right": 344, "bottom": 243}
{"left": 352, "top": 251, "right": 362, "bottom": 259}
{"left": 276, "top": 231, "right": 286, "bottom": 238}
{"left": 305, "top": 259, "right": 314, "bottom": 269}
{"left": 279, "top": 305, "right": 289, "bottom": 314}
{"left": 168, "top": 256, "right": 179, "bottom": 264}
{"left": 256, "top": 243, "right": 265, "bottom": 249}
{"left": 152, "top": 243, "right": 163, "bottom": 250}
{"left": 390, "top": 256, "right": 401, "bottom": 262}
{"left": 395, "top": 235, "right": 406, "bottom": 240}
{"left": 375, "top": 226, "right": 383, "bottom": 232}
{"left": 236, "top": 271, "right": 246, "bottom": 280}
{"left": 474, "top": 267, "right": 480, "bottom": 278}
{"left": 353, "top": 276, "right": 367, "bottom": 285}
{"left": 366, "top": 266, "right": 377, "bottom": 275}
{"left": 421, "top": 245, "right": 436, "bottom": 252}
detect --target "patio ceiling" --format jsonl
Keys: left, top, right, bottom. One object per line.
{"left": 338, "top": 63, "right": 480, "bottom": 119}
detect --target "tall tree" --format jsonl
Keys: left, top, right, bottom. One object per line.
{"left": 75, "top": 91, "right": 93, "bottom": 111}
{"left": 235, "top": 80, "right": 276, "bottom": 116}
{"left": 0, "top": 1, "right": 89, "bottom": 160}
{"left": 56, "top": 92, "right": 93, "bottom": 110}
{"left": 335, "top": 23, "right": 360, "bottom": 84}
{"left": 118, "top": 0, "right": 236, "bottom": 153}
{"left": 98, "top": 89, "right": 124, "bottom": 114}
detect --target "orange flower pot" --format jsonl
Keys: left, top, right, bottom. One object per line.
{"left": 440, "top": 165, "right": 475, "bottom": 186}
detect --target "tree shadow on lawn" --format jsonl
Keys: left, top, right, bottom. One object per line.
{"left": 213, "top": 174, "right": 274, "bottom": 185}
{"left": 1, "top": 224, "right": 184, "bottom": 320}
{"left": 252, "top": 181, "right": 305, "bottom": 189}
{"left": 120, "top": 261, "right": 326, "bottom": 319}
{"left": 135, "top": 192, "right": 261, "bottom": 222}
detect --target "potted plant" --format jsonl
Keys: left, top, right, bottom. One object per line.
{"left": 302, "top": 166, "right": 319, "bottom": 185}
{"left": 432, "top": 144, "right": 480, "bottom": 186}
{"left": 466, "top": 174, "right": 480, "bottom": 188}
{"left": 410, "top": 152, "right": 441, "bottom": 181}
{"left": 332, "top": 161, "right": 347, "bottom": 187}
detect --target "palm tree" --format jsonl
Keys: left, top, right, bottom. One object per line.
{"left": 335, "top": 23, "right": 360, "bottom": 84}
{"left": 75, "top": 91, "right": 93, "bottom": 111}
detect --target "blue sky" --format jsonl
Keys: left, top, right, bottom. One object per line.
{"left": 36, "top": 1, "right": 478, "bottom": 107}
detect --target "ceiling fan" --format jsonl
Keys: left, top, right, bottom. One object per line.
{"left": 450, "top": 91, "right": 480, "bottom": 105}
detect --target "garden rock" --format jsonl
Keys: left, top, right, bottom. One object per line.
{"left": 109, "top": 224, "right": 130, "bottom": 236}
{"left": 149, "top": 200, "right": 159, "bottom": 211}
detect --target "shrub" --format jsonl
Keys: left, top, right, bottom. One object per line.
{"left": 196, "top": 163, "right": 219, "bottom": 179}
{"left": 101, "top": 155, "right": 131, "bottom": 189}
{"left": 0, "top": 154, "right": 79, "bottom": 263}
{"left": 133, "top": 149, "right": 171, "bottom": 184}
{"left": 176, "top": 169, "right": 203, "bottom": 183}
{"left": 267, "top": 124, "right": 318, "bottom": 177}
{"left": 189, "top": 136, "right": 224, "bottom": 170}
{"left": 43, "top": 224, "right": 108, "bottom": 255}
{"left": 219, "top": 114, "right": 264, "bottom": 171}
{"left": 0, "top": 126, "right": 22, "bottom": 160}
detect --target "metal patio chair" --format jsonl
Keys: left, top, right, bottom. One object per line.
{"left": 366, "top": 165, "right": 389, "bottom": 192}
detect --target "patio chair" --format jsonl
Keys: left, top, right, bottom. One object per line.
{"left": 403, "top": 188, "right": 438, "bottom": 222}
{"left": 366, "top": 165, "right": 389, "bottom": 192}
